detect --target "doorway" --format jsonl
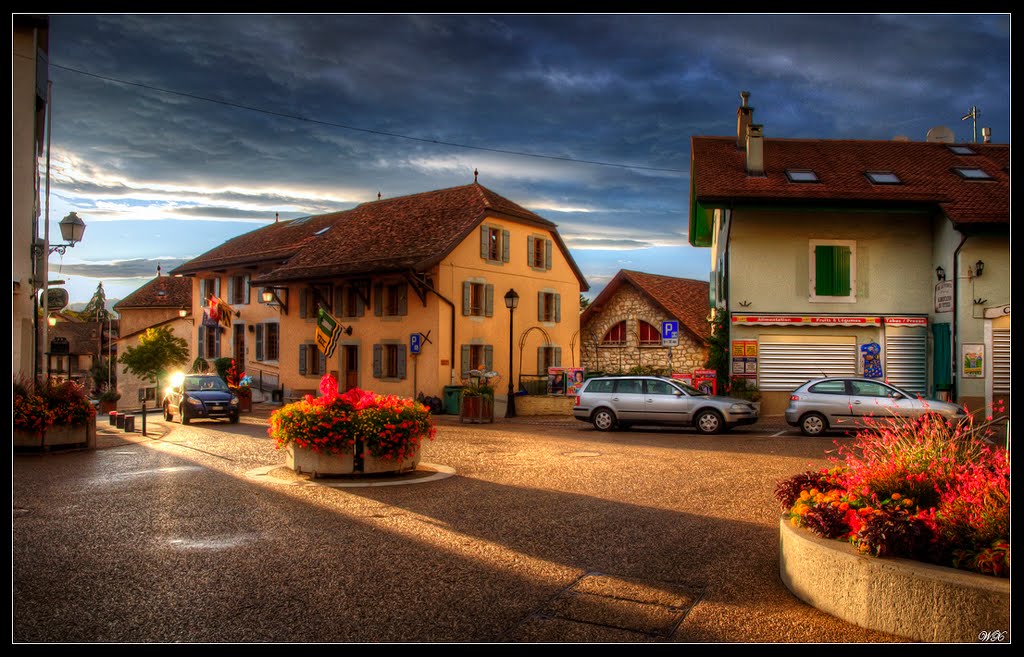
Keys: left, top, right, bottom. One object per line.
{"left": 343, "top": 345, "right": 359, "bottom": 391}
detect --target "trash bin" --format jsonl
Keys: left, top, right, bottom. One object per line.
{"left": 271, "top": 389, "right": 283, "bottom": 403}
{"left": 442, "top": 385, "right": 463, "bottom": 415}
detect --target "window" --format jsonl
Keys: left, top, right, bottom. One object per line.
{"left": 865, "top": 171, "right": 901, "bottom": 185}
{"left": 537, "top": 345, "right": 562, "bottom": 373}
{"left": 299, "top": 286, "right": 333, "bottom": 319}
{"left": 462, "top": 282, "right": 494, "bottom": 317}
{"left": 198, "top": 325, "right": 221, "bottom": 359}
{"left": 298, "top": 343, "right": 327, "bottom": 376}
{"left": 645, "top": 380, "right": 677, "bottom": 395}
{"left": 255, "top": 322, "right": 279, "bottom": 362}
{"left": 479, "top": 225, "right": 510, "bottom": 264}
{"left": 199, "top": 278, "right": 220, "bottom": 306}
{"left": 952, "top": 167, "right": 993, "bottom": 180}
{"left": 528, "top": 236, "right": 552, "bottom": 270}
{"left": 538, "top": 291, "right": 561, "bottom": 323}
{"left": 585, "top": 379, "right": 613, "bottom": 393}
{"left": 613, "top": 379, "right": 643, "bottom": 395}
{"left": 373, "top": 283, "right": 408, "bottom": 317}
{"left": 785, "top": 169, "right": 820, "bottom": 183}
{"left": 338, "top": 284, "right": 366, "bottom": 319}
{"left": 373, "top": 343, "right": 407, "bottom": 380}
{"left": 808, "top": 380, "right": 848, "bottom": 395}
{"left": 602, "top": 321, "right": 627, "bottom": 346}
{"left": 810, "top": 240, "right": 856, "bottom": 302}
{"left": 228, "top": 275, "right": 250, "bottom": 305}
{"left": 948, "top": 145, "right": 976, "bottom": 155}
{"left": 460, "top": 344, "right": 494, "bottom": 376}
{"left": 639, "top": 321, "right": 661, "bottom": 346}
{"left": 850, "top": 380, "right": 895, "bottom": 398}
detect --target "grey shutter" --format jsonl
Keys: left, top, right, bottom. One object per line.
{"left": 537, "top": 348, "right": 545, "bottom": 375}
{"left": 356, "top": 285, "right": 366, "bottom": 317}
{"left": 462, "top": 282, "right": 471, "bottom": 316}
{"left": 397, "top": 285, "right": 408, "bottom": 316}
{"left": 243, "top": 275, "right": 250, "bottom": 304}
{"left": 554, "top": 294, "right": 561, "bottom": 323}
{"left": 538, "top": 291, "right": 544, "bottom": 322}
{"left": 480, "top": 226, "right": 489, "bottom": 259}
{"left": 373, "top": 284, "right": 383, "bottom": 316}
{"left": 528, "top": 237, "right": 536, "bottom": 268}
{"left": 397, "top": 345, "right": 407, "bottom": 379}
{"left": 198, "top": 327, "right": 205, "bottom": 361}
{"left": 484, "top": 345, "right": 493, "bottom": 371}
{"left": 554, "top": 346, "right": 562, "bottom": 367}
{"left": 334, "top": 286, "right": 344, "bottom": 316}
{"left": 373, "top": 344, "right": 382, "bottom": 378}
{"left": 255, "top": 324, "right": 264, "bottom": 361}
{"left": 318, "top": 349, "right": 327, "bottom": 375}
{"left": 502, "top": 230, "right": 510, "bottom": 262}
{"left": 461, "top": 345, "right": 471, "bottom": 376}
{"left": 299, "top": 344, "right": 308, "bottom": 375}
{"left": 214, "top": 328, "right": 220, "bottom": 356}
{"left": 545, "top": 239, "right": 552, "bottom": 270}
{"left": 299, "top": 288, "right": 308, "bottom": 318}
{"left": 215, "top": 278, "right": 221, "bottom": 300}
{"left": 485, "top": 284, "right": 494, "bottom": 317}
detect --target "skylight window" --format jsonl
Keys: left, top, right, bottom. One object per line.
{"left": 785, "top": 169, "right": 819, "bottom": 183}
{"left": 948, "top": 145, "right": 977, "bottom": 155}
{"left": 865, "top": 171, "right": 902, "bottom": 185}
{"left": 314, "top": 226, "right": 331, "bottom": 236}
{"left": 289, "top": 216, "right": 313, "bottom": 226}
{"left": 953, "top": 167, "right": 993, "bottom": 181}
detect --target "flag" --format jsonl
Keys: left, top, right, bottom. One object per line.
{"left": 315, "top": 306, "right": 342, "bottom": 358}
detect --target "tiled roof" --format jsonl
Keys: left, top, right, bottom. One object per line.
{"left": 583, "top": 270, "right": 710, "bottom": 342}
{"left": 691, "top": 137, "right": 1009, "bottom": 227}
{"left": 49, "top": 321, "right": 101, "bottom": 354}
{"left": 172, "top": 183, "right": 588, "bottom": 289}
{"left": 114, "top": 275, "right": 192, "bottom": 310}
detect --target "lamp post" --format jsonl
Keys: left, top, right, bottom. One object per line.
{"left": 504, "top": 288, "right": 519, "bottom": 418}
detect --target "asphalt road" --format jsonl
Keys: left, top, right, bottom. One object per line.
{"left": 13, "top": 414, "right": 904, "bottom": 643}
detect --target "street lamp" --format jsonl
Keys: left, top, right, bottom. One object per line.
{"left": 504, "top": 288, "right": 519, "bottom": 418}
{"left": 34, "top": 211, "right": 87, "bottom": 257}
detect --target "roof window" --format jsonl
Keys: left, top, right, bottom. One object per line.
{"left": 314, "top": 226, "right": 331, "bottom": 236}
{"left": 952, "top": 167, "right": 993, "bottom": 181}
{"left": 865, "top": 171, "right": 902, "bottom": 185}
{"left": 785, "top": 169, "right": 820, "bottom": 183}
{"left": 948, "top": 145, "right": 977, "bottom": 155}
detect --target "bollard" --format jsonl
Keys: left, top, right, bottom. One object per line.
{"left": 115, "top": 413, "right": 126, "bottom": 429}
{"left": 109, "top": 411, "right": 118, "bottom": 426}
{"left": 123, "top": 415, "right": 135, "bottom": 432}
{"left": 141, "top": 400, "right": 147, "bottom": 437}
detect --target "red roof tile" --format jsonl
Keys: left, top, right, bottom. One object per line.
{"left": 691, "top": 137, "right": 1008, "bottom": 227}
{"left": 583, "top": 270, "right": 710, "bottom": 342}
{"left": 114, "top": 275, "right": 192, "bottom": 310}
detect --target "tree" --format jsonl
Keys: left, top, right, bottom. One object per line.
{"left": 579, "top": 294, "right": 591, "bottom": 312}
{"left": 82, "top": 282, "right": 110, "bottom": 323}
{"left": 118, "top": 326, "right": 189, "bottom": 388}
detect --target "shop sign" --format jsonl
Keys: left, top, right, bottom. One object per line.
{"left": 984, "top": 304, "right": 1010, "bottom": 319}
{"left": 884, "top": 317, "right": 928, "bottom": 326}
{"left": 935, "top": 281, "right": 954, "bottom": 313}
{"left": 732, "top": 315, "right": 881, "bottom": 327}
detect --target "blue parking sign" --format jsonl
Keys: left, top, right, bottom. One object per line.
{"left": 410, "top": 333, "right": 422, "bottom": 354}
{"left": 661, "top": 321, "right": 679, "bottom": 340}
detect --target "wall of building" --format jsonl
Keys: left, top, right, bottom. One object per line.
{"left": 580, "top": 283, "right": 706, "bottom": 375}
{"left": 116, "top": 315, "right": 194, "bottom": 412}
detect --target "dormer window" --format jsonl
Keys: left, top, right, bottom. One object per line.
{"left": 785, "top": 169, "right": 819, "bottom": 183}
{"left": 953, "top": 167, "right": 993, "bottom": 180}
{"left": 865, "top": 171, "right": 902, "bottom": 185}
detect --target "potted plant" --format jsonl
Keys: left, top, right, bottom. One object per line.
{"left": 728, "top": 376, "right": 761, "bottom": 412}
{"left": 98, "top": 389, "right": 121, "bottom": 414}
{"left": 14, "top": 377, "right": 97, "bottom": 449}
{"left": 225, "top": 360, "right": 252, "bottom": 412}
{"left": 460, "top": 379, "right": 495, "bottom": 423}
{"left": 269, "top": 375, "right": 435, "bottom": 476}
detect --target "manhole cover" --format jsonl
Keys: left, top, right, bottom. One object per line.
{"left": 563, "top": 451, "right": 602, "bottom": 458}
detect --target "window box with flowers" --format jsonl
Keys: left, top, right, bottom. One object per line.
{"left": 775, "top": 405, "right": 1009, "bottom": 641}
{"left": 268, "top": 375, "right": 435, "bottom": 476}
{"left": 14, "top": 378, "right": 97, "bottom": 449}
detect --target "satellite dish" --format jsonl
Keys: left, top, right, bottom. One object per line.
{"left": 926, "top": 126, "right": 955, "bottom": 144}
{"left": 892, "top": 135, "right": 910, "bottom": 142}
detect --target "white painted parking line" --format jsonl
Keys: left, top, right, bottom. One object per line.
{"left": 772, "top": 430, "right": 787, "bottom": 437}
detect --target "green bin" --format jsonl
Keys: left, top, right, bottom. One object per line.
{"left": 442, "top": 385, "right": 463, "bottom": 415}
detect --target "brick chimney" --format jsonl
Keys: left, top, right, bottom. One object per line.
{"left": 746, "top": 124, "right": 765, "bottom": 176}
{"left": 736, "top": 91, "right": 753, "bottom": 149}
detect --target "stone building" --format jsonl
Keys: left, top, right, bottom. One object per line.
{"left": 580, "top": 270, "right": 709, "bottom": 376}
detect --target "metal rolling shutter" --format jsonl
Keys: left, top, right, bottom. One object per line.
{"left": 885, "top": 332, "right": 927, "bottom": 396}
{"left": 758, "top": 341, "right": 857, "bottom": 391}
{"left": 992, "top": 329, "right": 1010, "bottom": 395}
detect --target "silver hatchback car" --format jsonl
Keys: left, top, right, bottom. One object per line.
{"left": 572, "top": 375, "right": 759, "bottom": 434}
{"left": 785, "top": 377, "right": 967, "bottom": 436}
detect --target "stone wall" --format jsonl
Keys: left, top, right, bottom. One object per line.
{"left": 581, "top": 284, "right": 707, "bottom": 375}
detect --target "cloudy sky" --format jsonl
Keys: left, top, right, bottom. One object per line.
{"left": 40, "top": 13, "right": 1010, "bottom": 306}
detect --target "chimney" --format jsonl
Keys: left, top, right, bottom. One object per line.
{"left": 982, "top": 127, "right": 992, "bottom": 143}
{"left": 746, "top": 124, "right": 765, "bottom": 176}
{"left": 736, "top": 91, "right": 753, "bottom": 149}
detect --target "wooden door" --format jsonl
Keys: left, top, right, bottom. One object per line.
{"left": 344, "top": 345, "right": 358, "bottom": 391}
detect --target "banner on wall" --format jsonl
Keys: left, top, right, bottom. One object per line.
{"left": 860, "top": 342, "right": 883, "bottom": 379}
{"left": 565, "top": 368, "right": 586, "bottom": 396}
{"left": 961, "top": 344, "right": 984, "bottom": 378}
{"left": 547, "top": 367, "right": 566, "bottom": 396}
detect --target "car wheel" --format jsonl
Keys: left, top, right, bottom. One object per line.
{"left": 181, "top": 406, "right": 191, "bottom": 425}
{"left": 591, "top": 408, "right": 617, "bottom": 432}
{"left": 800, "top": 412, "right": 828, "bottom": 437}
{"left": 164, "top": 404, "right": 173, "bottom": 421}
{"left": 229, "top": 413, "right": 239, "bottom": 424}
{"left": 694, "top": 409, "right": 724, "bottom": 434}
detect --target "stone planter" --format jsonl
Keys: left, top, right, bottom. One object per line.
{"left": 286, "top": 442, "right": 421, "bottom": 477}
{"left": 14, "top": 419, "right": 95, "bottom": 450}
{"left": 14, "top": 429, "right": 43, "bottom": 448}
{"left": 460, "top": 395, "right": 494, "bottom": 423}
{"left": 99, "top": 399, "right": 118, "bottom": 414}
{"left": 237, "top": 395, "right": 252, "bottom": 413}
{"left": 779, "top": 517, "right": 1010, "bottom": 642}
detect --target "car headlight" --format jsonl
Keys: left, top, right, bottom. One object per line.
{"left": 729, "top": 403, "right": 751, "bottom": 413}
{"left": 187, "top": 397, "right": 204, "bottom": 406}
{"left": 230, "top": 397, "right": 239, "bottom": 405}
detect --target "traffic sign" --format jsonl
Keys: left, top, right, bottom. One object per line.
{"left": 661, "top": 320, "right": 679, "bottom": 346}
{"left": 410, "top": 333, "right": 422, "bottom": 354}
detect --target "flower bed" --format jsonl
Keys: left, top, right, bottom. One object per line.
{"left": 268, "top": 375, "right": 435, "bottom": 474}
{"left": 14, "top": 377, "right": 97, "bottom": 449}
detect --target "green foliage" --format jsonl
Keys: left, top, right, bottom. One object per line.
{"left": 88, "top": 357, "right": 117, "bottom": 396}
{"left": 118, "top": 326, "right": 189, "bottom": 386}
{"left": 14, "top": 377, "right": 96, "bottom": 432}
{"left": 213, "top": 357, "right": 234, "bottom": 382}
{"left": 82, "top": 282, "right": 110, "bottom": 323}
{"left": 729, "top": 376, "right": 760, "bottom": 402}
{"left": 704, "top": 313, "right": 730, "bottom": 392}
{"left": 191, "top": 357, "right": 210, "bottom": 373}
{"left": 626, "top": 364, "right": 665, "bottom": 376}
{"left": 579, "top": 294, "right": 591, "bottom": 311}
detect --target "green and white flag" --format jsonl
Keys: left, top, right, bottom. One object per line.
{"left": 315, "top": 306, "right": 342, "bottom": 358}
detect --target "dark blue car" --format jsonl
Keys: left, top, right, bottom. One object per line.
{"left": 163, "top": 374, "right": 240, "bottom": 425}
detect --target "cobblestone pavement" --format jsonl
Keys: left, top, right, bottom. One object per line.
{"left": 14, "top": 406, "right": 903, "bottom": 643}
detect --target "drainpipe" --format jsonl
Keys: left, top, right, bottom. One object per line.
{"left": 951, "top": 233, "right": 969, "bottom": 401}
{"left": 418, "top": 276, "right": 457, "bottom": 385}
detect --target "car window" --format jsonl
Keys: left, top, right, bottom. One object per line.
{"left": 808, "top": 380, "right": 848, "bottom": 395}
{"left": 849, "top": 380, "right": 893, "bottom": 398}
{"left": 645, "top": 380, "right": 676, "bottom": 395}
{"left": 184, "top": 376, "right": 229, "bottom": 392}
{"left": 584, "top": 379, "right": 613, "bottom": 394}
{"left": 614, "top": 379, "right": 643, "bottom": 395}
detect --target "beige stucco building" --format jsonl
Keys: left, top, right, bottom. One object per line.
{"left": 690, "top": 94, "right": 1009, "bottom": 418}
{"left": 172, "top": 182, "right": 589, "bottom": 413}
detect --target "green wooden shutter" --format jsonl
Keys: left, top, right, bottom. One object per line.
{"left": 815, "top": 245, "right": 851, "bottom": 296}
{"left": 397, "top": 345, "right": 407, "bottom": 379}
{"left": 502, "top": 230, "right": 510, "bottom": 262}
{"left": 933, "top": 323, "right": 952, "bottom": 390}
{"left": 462, "top": 282, "right": 471, "bottom": 316}
{"left": 545, "top": 239, "right": 552, "bottom": 270}
{"left": 299, "top": 344, "right": 308, "bottom": 375}
{"left": 480, "top": 226, "right": 489, "bottom": 259}
{"left": 554, "top": 294, "right": 561, "bottom": 323}
{"left": 527, "top": 237, "right": 536, "bottom": 267}
{"left": 484, "top": 345, "right": 493, "bottom": 371}
{"left": 373, "top": 344, "right": 382, "bottom": 378}
{"left": 485, "top": 284, "right": 494, "bottom": 317}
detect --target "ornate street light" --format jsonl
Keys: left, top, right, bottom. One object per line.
{"left": 504, "top": 288, "right": 519, "bottom": 418}
{"left": 34, "top": 211, "right": 87, "bottom": 257}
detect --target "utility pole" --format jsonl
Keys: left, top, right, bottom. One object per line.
{"left": 961, "top": 106, "right": 979, "bottom": 143}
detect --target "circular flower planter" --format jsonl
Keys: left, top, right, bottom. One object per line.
{"left": 286, "top": 443, "right": 421, "bottom": 477}
{"left": 779, "top": 517, "right": 1010, "bottom": 642}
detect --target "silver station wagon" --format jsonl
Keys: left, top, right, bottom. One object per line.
{"left": 785, "top": 377, "right": 967, "bottom": 436}
{"left": 572, "top": 375, "right": 759, "bottom": 434}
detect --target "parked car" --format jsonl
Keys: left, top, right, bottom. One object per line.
{"left": 785, "top": 377, "right": 967, "bottom": 436}
{"left": 572, "top": 375, "right": 759, "bottom": 434}
{"left": 163, "top": 374, "right": 240, "bottom": 425}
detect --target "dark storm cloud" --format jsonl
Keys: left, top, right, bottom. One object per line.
{"left": 55, "top": 258, "right": 190, "bottom": 278}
